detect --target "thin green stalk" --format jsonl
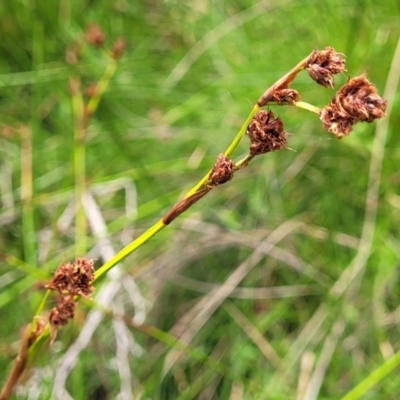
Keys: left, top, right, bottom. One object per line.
{"left": 20, "top": 127, "right": 36, "bottom": 266}
{"left": 4, "top": 53, "right": 317, "bottom": 394}
{"left": 187, "top": 103, "right": 260, "bottom": 196}
{"left": 94, "top": 219, "right": 165, "bottom": 280}
{"left": 340, "top": 350, "right": 400, "bottom": 400}
{"left": 5, "top": 254, "right": 48, "bottom": 281}
{"left": 93, "top": 103, "right": 260, "bottom": 280}
{"left": 72, "top": 58, "right": 119, "bottom": 256}
{"left": 71, "top": 78, "right": 87, "bottom": 255}
{"left": 86, "top": 59, "right": 117, "bottom": 116}
{"left": 295, "top": 101, "right": 322, "bottom": 115}
{"left": 94, "top": 54, "right": 313, "bottom": 280}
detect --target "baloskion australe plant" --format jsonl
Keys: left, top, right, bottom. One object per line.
{"left": 0, "top": 44, "right": 387, "bottom": 399}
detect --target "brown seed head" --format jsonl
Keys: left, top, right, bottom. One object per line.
{"left": 306, "top": 46, "right": 346, "bottom": 88}
{"left": 84, "top": 24, "right": 105, "bottom": 47}
{"left": 45, "top": 261, "right": 74, "bottom": 294}
{"left": 49, "top": 296, "right": 76, "bottom": 327}
{"left": 70, "top": 258, "right": 95, "bottom": 297}
{"left": 85, "top": 83, "right": 97, "bottom": 98}
{"left": 270, "top": 88, "right": 300, "bottom": 105}
{"left": 111, "top": 38, "right": 126, "bottom": 60}
{"left": 246, "top": 110, "right": 286, "bottom": 155}
{"left": 209, "top": 154, "right": 235, "bottom": 185}
{"left": 45, "top": 258, "right": 95, "bottom": 297}
{"left": 1, "top": 125, "right": 14, "bottom": 139}
{"left": 307, "top": 65, "right": 335, "bottom": 89}
{"left": 320, "top": 75, "right": 387, "bottom": 138}
{"left": 65, "top": 43, "right": 79, "bottom": 65}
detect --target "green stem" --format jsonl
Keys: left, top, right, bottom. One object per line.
{"left": 94, "top": 103, "right": 260, "bottom": 281}
{"left": 71, "top": 78, "right": 87, "bottom": 256}
{"left": 20, "top": 127, "right": 36, "bottom": 266}
{"left": 86, "top": 60, "right": 118, "bottom": 116}
{"left": 340, "top": 350, "right": 400, "bottom": 400}
{"left": 235, "top": 153, "right": 255, "bottom": 169}
{"left": 94, "top": 219, "right": 165, "bottom": 280}
{"left": 10, "top": 54, "right": 317, "bottom": 392}
{"left": 294, "top": 101, "right": 322, "bottom": 115}
{"left": 186, "top": 103, "right": 260, "bottom": 197}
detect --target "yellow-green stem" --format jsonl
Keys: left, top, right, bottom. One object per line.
{"left": 340, "top": 349, "right": 400, "bottom": 400}
{"left": 93, "top": 103, "right": 260, "bottom": 281}
{"left": 295, "top": 101, "right": 322, "bottom": 114}
{"left": 94, "top": 219, "right": 165, "bottom": 280}
{"left": 72, "top": 79, "right": 87, "bottom": 255}
{"left": 12, "top": 53, "right": 318, "bottom": 390}
{"left": 186, "top": 103, "right": 260, "bottom": 196}
{"left": 86, "top": 60, "right": 118, "bottom": 116}
{"left": 20, "top": 127, "right": 36, "bottom": 266}
{"left": 235, "top": 153, "right": 255, "bottom": 169}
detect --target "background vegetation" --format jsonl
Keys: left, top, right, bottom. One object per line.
{"left": 1, "top": 0, "right": 400, "bottom": 399}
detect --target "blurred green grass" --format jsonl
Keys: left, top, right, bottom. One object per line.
{"left": 1, "top": 0, "right": 400, "bottom": 399}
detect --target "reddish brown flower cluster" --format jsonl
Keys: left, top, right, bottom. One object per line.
{"left": 84, "top": 24, "right": 105, "bottom": 47}
{"left": 49, "top": 296, "right": 76, "bottom": 327}
{"left": 306, "top": 47, "right": 346, "bottom": 88}
{"left": 111, "top": 38, "right": 126, "bottom": 60}
{"left": 320, "top": 75, "right": 387, "bottom": 138}
{"left": 46, "top": 258, "right": 95, "bottom": 297}
{"left": 46, "top": 258, "right": 95, "bottom": 327}
{"left": 208, "top": 154, "right": 235, "bottom": 186}
{"left": 247, "top": 110, "right": 287, "bottom": 155}
{"left": 66, "top": 24, "right": 125, "bottom": 65}
{"left": 270, "top": 87, "right": 300, "bottom": 105}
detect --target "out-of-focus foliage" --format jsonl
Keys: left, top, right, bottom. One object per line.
{"left": 1, "top": 0, "right": 400, "bottom": 399}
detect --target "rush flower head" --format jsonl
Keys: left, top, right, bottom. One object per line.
{"left": 209, "top": 154, "right": 235, "bottom": 185}
{"left": 84, "top": 24, "right": 105, "bottom": 47}
{"left": 320, "top": 74, "right": 387, "bottom": 138}
{"left": 69, "top": 258, "right": 95, "bottom": 297}
{"left": 270, "top": 87, "right": 300, "bottom": 105}
{"left": 111, "top": 38, "right": 126, "bottom": 60}
{"left": 46, "top": 258, "right": 95, "bottom": 298}
{"left": 45, "top": 261, "right": 74, "bottom": 294}
{"left": 49, "top": 295, "right": 76, "bottom": 327}
{"left": 306, "top": 46, "right": 346, "bottom": 88}
{"left": 247, "top": 110, "right": 286, "bottom": 155}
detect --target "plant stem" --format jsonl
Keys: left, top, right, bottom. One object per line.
{"left": 86, "top": 60, "right": 118, "bottom": 117}
{"left": 93, "top": 103, "right": 261, "bottom": 280}
{"left": 0, "top": 53, "right": 319, "bottom": 398}
{"left": 20, "top": 127, "right": 36, "bottom": 266}
{"left": 93, "top": 52, "right": 316, "bottom": 281}
{"left": 257, "top": 53, "right": 312, "bottom": 106}
{"left": 94, "top": 219, "right": 165, "bottom": 280}
{"left": 340, "top": 350, "right": 400, "bottom": 400}
{"left": 71, "top": 78, "right": 87, "bottom": 256}
{"left": 295, "top": 101, "right": 322, "bottom": 115}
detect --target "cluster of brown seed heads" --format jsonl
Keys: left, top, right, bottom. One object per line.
{"left": 161, "top": 46, "right": 386, "bottom": 226}
{"left": 47, "top": 47, "right": 387, "bottom": 327}
{"left": 45, "top": 258, "right": 95, "bottom": 329}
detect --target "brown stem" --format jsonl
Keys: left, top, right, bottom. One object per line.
{"left": 0, "top": 326, "right": 31, "bottom": 400}
{"left": 162, "top": 187, "right": 211, "bottom": 225}
{"left": 257, "top": 52, "right": 313, "bottom": 107}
